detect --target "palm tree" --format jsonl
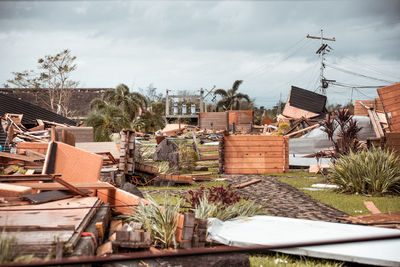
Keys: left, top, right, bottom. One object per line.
{"left": 100, "top": 83, "right": 148, "bottom": 122}
{"left": 86, "top": 84, "right": 147, "bottom": 141}
{"left": 213, "top": 80, "right": 251, "bottom": 111}
{"left": 85, "top": 102, "right": 130, "bottom": 141}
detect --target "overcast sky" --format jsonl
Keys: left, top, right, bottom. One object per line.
{"left": 1, "top": 0, "right": 399, "bottom": 108}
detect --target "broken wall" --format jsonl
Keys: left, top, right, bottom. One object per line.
{"left": 378, "top": 82, "right": 400, "bottom": 132}
{"left": 222, "top": 135, "right": 289, "bottom": 174}
{"left": 354, "top": 99, "right": 384, "bottom": 116}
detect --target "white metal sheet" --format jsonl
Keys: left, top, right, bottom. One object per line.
{"left": 207, "top": 216, "right": 400, "bottom": 266}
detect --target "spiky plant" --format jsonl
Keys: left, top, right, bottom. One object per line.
{"left": 329, "top": 147, "right": 400, "bottom": 195}
{"left": 194, "top": 195, "right": 265, "bottom": 221}
{"left": 119, "top": 194, "right": 181, "bottom": 249}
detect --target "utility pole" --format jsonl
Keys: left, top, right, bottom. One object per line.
{"left": 307, "top": 29, "right": 335, "bottom": 95}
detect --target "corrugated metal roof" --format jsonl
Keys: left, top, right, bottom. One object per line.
{"left": 0, "top": 93, "right": 76, "bottom": 126}
{"left": 289, "top": 86, "right": 327, "bottom": 114}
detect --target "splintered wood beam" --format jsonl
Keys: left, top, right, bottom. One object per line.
{"left": 0, "top": 174, "right": 59, "bottom": 182}
{"left": 360, "top": 101, "right": 384, "bottom": 138}
{"left": 0, "top": 151, "right": 42, "bottom": 162}
{"left": 285, "top": 123, "right": 319, "bottom": 137}
{"left": 53, "top": 176, "right": 89, "bottom": 197}
{"left": 234, "top": 178, "right": 262, "bottom": 189}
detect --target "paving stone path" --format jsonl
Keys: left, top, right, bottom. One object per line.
{"left": 143, "top": 174, "right": 348, "bottom": 223}
{"left": 224, "top": 174, "right": 347, "bottom": 223}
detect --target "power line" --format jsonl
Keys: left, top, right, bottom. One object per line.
{"left": 326, "top": 63, "right": 396, "bottom": 84}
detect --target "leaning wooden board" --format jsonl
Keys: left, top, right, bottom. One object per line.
{"left": 0, "top": 197, "right": 102, "bottom": 253}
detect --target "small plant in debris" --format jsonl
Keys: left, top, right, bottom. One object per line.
{"left": 177, "top": 142, "right": 198, "bottom": 174}
{"left": 0, "top": 233, "right": 36, "bottom": 263}
{"left": 329, "top": 146, "right": 400, "bottom": 195}
{"left": 119, "top": 194, "right": 181, "bottom": 249}
{"left": 321, "top": 109, "right": 362, "bottom": 157}
{"left": 272, "top": 123, "right": 290, "bottom": 135}
{"left": 194, "top": 195, "right": 265, "bottom": 221}
{"left": 183, "top": 184, "right": 245, "bottom": 209}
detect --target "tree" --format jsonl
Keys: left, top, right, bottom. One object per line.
{"left": 6, "top": 49, "right": 79, "bottom": 117}
{"left": 87, "top": 84, "right": 148, "bottom": 140}
{"left": 213, "top": 80, "right": 251, "bottom": 111}
{"left": 96, "top": 83, "right": 148, "bottom": 122}
{"left": 85, "top": 102, "right": 130, "bottom": 141}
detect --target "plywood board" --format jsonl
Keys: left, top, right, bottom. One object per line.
{"left": 42, "top": 141, "right": 103, "bottom": 183}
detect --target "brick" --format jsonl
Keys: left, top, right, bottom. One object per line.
{"left": 182, "top": 226, "right": 194, "bottom": 240}
{"left": 179, "top": 240, "right": 192, "bottom": 249}
{"left": 183, "top": 212, "right": 195, "bottom": 227}
{"left": 129, "top": 231, "right": 142, "bottom": 242}
{"left": 143, "top": 232, "right": 151, "bottom": 243}
{"left": 116, "top": 230, "right": 130, "bottom": 241}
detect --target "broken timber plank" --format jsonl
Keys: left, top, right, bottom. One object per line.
{"left": 11, "top": 182, "right": 115, "bottom": 190}
{"left": 284, "top": 123, "right": 319, "bottom": 137}
{"left": 0, "top": 183, "right": 32, "bottom": 197}
{"left": 0, "top": 151, "right": 41, "bottom": 162}
{"left": 53, "top": 176, "right": 89, "bottom": 197}
{"left": 364, "top": 201, "right": 381, "bottom": 214}
{"left": 234, "top": 178, "right": 262, "bottom": 189}
{"left": 0, "top": 174, "right": 58, "bottom": 182}
{"left": 200, "top": 154, "right": 219, "bottom": 161}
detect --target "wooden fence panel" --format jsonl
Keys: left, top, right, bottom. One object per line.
{"left": 199, "top": 112, "right": 228, "bottom": 130}
{"left": 223, "top": 135, "right": 289, "bottom": 174}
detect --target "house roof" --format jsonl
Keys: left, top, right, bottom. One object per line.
{"left": 0, "top": 88, "right": 112, "bottom": 117}
{"left": 288, "top": 86, "right": 327, "bottom": 114}
{"left": 0, "top": 93, "right": 76, "bottom": 126}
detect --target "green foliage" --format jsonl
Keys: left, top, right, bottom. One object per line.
{"left": 213, "top": 80, "right": 252, "bottom": 111}
{"left": 194, "top": 195, "right": 265, "bottom": 221}
{"left": 133, "top": 110, "right": 165, "bottom": 133}
{"left": 177, "top": 142, "right": 198, "bottom": 173}
{"left": 119, "top": 194, "right": 181, "bottom": 249}
{"left": 321, "top": 109, "right": 362, "bottom": 157}
{"left": 87, "top": 84, "right": 148, "bottom": 139}
{"left": 85, "top": 103, "right": 129, "bottom": 141}
{"left": 0, "top": 233, "right": 36, "bottom": 264}
{"left": 329, "top": 147, "right": 400, "bottom": 195}
{"left": 272, "top": 122, "right": 290, "bottom": 135}
{"left": 250, "top": 252, "right": 344, "bottom": 267}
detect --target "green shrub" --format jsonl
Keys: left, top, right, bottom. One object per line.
{"left": 119, "top": 194, "right": 181, "bottom": 249}
{"left": 329, "top": 147, "right": 400, "bottom": 195}
{"left": 194, "top": 195, "right": 265, "bottom": 221}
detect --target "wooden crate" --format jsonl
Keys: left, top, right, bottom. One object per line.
{"left": 222, "top": 135, "right": 289, "bottom": 174}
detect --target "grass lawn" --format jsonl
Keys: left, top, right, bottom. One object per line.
{"left": 249, "top": 253, "right": 344, "bottom": 267}
{"left": 276, "top": 173, "right": 400, "bottom": 216}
